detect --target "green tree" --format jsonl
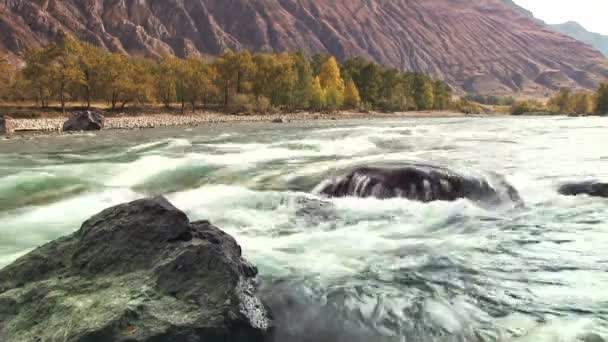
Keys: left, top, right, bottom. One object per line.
{"left": 433, "top": 80, "right": 451, "bottom": 110}
{"left": 358, "top": 62, "right": 382, "bottom": 105}
{"left": 343, "top": 79, "right": 361, "bottom": 109}
{"left": 595, "top": 83, "right": 608, "bottom": 115}
{"left": 252, "top": 52, "right": 296, "bottom": 108}
{"left": 413, "top": 74, "right": 434, "bottom": 110}
{"left": 291, "top": 52, "right": 314, "bottom": 109}
{"left": 22, "top": 48, "right": 55, "bottom": 108}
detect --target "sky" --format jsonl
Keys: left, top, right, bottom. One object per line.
{"left": 514, "top": 0, "right": 608, "bottom": 35}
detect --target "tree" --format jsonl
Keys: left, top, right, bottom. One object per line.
{"left": 571, "top": 92, "right": 593, "bottom": 115}
{"left": 48, "top": 35, "right": 85, "bottom": 113}
{"left": 154, "top": 56, "right": 179, "bottom": 108}
{"left": 76, "top": 41, "right": 105, "bottom": 109}
{"left": 358, "top": 62, "right": 382, "bottom": 105}
{"left": 0, "top": 52, "right": 11, "bottom": 101}
{"left": 595, "top": 83, "right": 608, "bottom": 115}
{"left": 215, "top": 50, "right": 256, "bottom": 109}
{"left": 182, "top": 57, "right": 216, "bottom": 111}
{"left": 343, "top": 79, "right": 361, "bottom": 109}
{"left": 413, "top": 74, "right": 434, "bottom": 110}
{"left": 100, "top": 53, "right": 151, "bottom": 110}
{"left": 311, "top": 52, "right": 331, "bottom": 76}
{"left": 291, "top": 52, "right": 314, "bottom": 109}
{"left": 310, "top": 76, "right": 326, "bottom": 111}
{"left": 433, "top": 80, "right": 451, "bottom": 110}
{"left": 252, "top": 52, "right": 296, "bottom": 108}
{"left": 22, "top": 48, "right": 55, "bottom": 108}
{"left": 318, "top": 57, "right": 345, "bottom": 110}
{"left": 548, "top": 87, "right": 573, "bottom": 113}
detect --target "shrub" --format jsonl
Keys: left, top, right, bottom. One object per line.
{"left": 510, "top": 100, "right": 544, "bottom": 115}
{"left": 230, "top": 94, "right": 254, "bottom": 114}
{"left": 254, "top": 96, "right": 271, "bottom": 113}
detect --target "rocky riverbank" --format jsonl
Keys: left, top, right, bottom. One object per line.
{"left": 0, "top": 196, "right": 272, "bottom": 342}
{"left": 1, "top": 110, "right": 466, "bottom": 135}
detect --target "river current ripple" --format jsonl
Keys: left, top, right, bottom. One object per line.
{"left": 0, "top": 117, "right": 607, "bottom": 341}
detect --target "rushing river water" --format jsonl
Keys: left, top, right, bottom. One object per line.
{"left": 1, "top": 117, "right": 607, "bottom": 341}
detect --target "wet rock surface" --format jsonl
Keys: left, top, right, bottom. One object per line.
{"left": 0, "top": 196, "right": 271, "bottom": 342}
{"left": 558, "top": 181, "right": 608, "bottom": 198}
{"left": 63, "top": 110, "right": 105, "bottom": 132}
{"left": 316, "top": 164, "right": 522, "bottom": 206}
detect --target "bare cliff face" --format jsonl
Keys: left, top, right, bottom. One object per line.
{"left": 1, "top": 0, "right": 607, "bottom": 94}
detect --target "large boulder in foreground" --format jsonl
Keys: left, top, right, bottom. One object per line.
{"left": 315, "top": 164, "right": 523, "bottom": 207}
{"left": 559, "top": 181, "right": 608, "bottom": 198}
{"left": 0, "top": 197, "right": 271, "bottom": 342}
{"left": 62, "top": 110, "right": 105, "bottom": 131}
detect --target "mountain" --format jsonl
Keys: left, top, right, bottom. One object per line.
{"left": 1, "top": 0, "right": 607, "bottom": 95}
{"left": 550, "top": 22, "right": 608, "bottom": 57}
{"left": 498, "top": 0, "right": 608, "bottom": 57}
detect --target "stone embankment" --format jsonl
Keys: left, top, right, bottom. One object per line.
{"left": 0, "top": 111, "right": 465, "bottom": 135}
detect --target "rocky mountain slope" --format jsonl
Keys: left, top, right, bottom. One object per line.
{"left": 1, "top": 0, "right": 607, "bottom": 95}
{"left": 551, "top": 22, "right": 608, "bottom": 57}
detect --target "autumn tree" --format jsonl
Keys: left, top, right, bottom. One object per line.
{"left": 343, "top": 79, "right": 361, "bottom": 109}
{"left": 595, "top": 83, "right": 608, "bottom": 115}
{"left": 48, "top": 35, "right": 85, "bottom": 113}
{"left": 310, "top": 76, "right": 326, "bottom": 111}
{"left": 215, "top": 50, "right": 256, "bottom": 109}
{"left": 571, "top": 92, "right": 594, "bottom": 115}
{"left": 154, "top": 56, "right": 179, "bottom": 108}
{"left": 547, "top": 87, "right": 573, "bottom": 113}
{"left": 75, "top": 41, "right": 105, "bottom": 109}
{"left": 181, "top": 57, "right": 216, "bottom": 111}
{"left": 99, "top": 53, "right": 151, "bottom": 110}
{"left": 311, "top": 52, "right": 331, "bottom": 76}
{"left": 318, "top": 57, "right": 345, "bottom": 111}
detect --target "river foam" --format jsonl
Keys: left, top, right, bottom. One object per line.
{"left": 0, "top": 117, "right": 606, "bottom": 341}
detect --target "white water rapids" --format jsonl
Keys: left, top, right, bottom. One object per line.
{"left": 0, "top": 117, "right": 607, "bottom": 341}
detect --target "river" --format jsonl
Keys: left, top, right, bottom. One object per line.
{"left": 0, "top": 117, "right": 606, "bottom": 341}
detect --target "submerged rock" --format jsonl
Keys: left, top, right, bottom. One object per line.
{"left": 0, "top": 196, "right": 271, "bottom": 342}
{"left": 63, "top": 110, "right": 105, "bottom": 131}
{"left": 558, "top": 181, "right": 608, "bottom": 198}
{"left": 315, "top": 164, "right": 522, "bottom": 206}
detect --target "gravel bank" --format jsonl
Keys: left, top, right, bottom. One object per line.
{"left": 2, "top": 111, "right": 466, "bottom": 135}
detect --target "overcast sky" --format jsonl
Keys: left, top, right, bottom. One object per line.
{"left": 514, "top": 0, "right": 608, "bottom": 35}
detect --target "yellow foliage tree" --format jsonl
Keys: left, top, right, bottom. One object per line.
{"left": 571, "top": 92, "right": 594, "bottom": 115}
{"left": 318, "top": 57, "right": 345, "bottom": 110}
{"left": 343, "top": 79, "right": 361, "bottom": 109}
{"left": 310, "top": 76, "right": 326, "bottom": 111}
